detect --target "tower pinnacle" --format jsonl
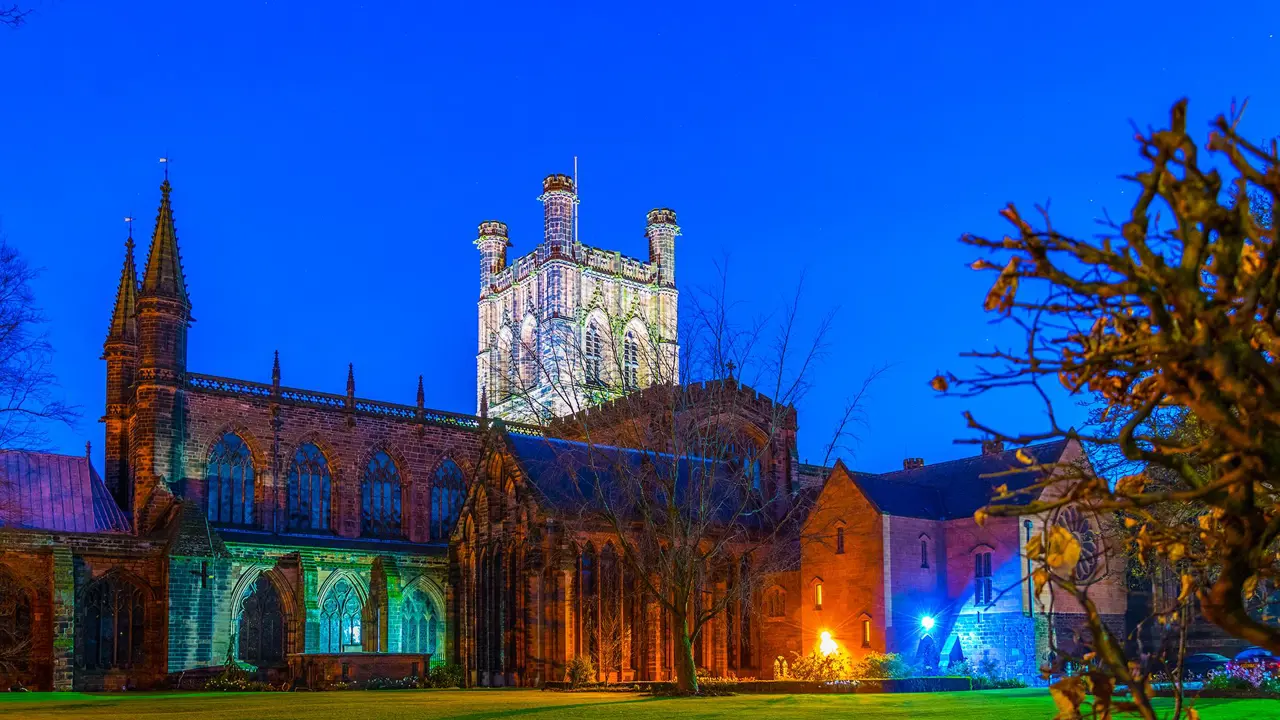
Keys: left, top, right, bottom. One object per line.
{"left": 105, "top": 234, "right": 139, "bottom": 343}
{"left": 139, "top": 179, "right": 190, "bottom": 306}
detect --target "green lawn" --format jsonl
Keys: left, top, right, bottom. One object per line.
{"left": 0, "top": 688, "right": 1270, "bottom": 719}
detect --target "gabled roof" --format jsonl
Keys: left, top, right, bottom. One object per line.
{"left": 503, "top": 434, "right": 752, "bottom": 525}
{"left": 0, "top": 451, "right": 130, "bottom": 533}
{"left": 846, "top": 440, "right": 1071, "bottom": 521}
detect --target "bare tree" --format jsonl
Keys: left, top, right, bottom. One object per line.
{"left": 0, "top": 238, "right": 75, "bottom": 453}
{"left": 0, "top": 5, "right": 29, "bottom": 28}
{"left": 494, "top": 269, "right": 881, "bottom": 693}
{"left": 933, "top": 100, "right": 1280, "bottom": 719}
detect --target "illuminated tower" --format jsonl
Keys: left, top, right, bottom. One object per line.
{"left": 475, "top": 173, "right": 680, "bottom": 421}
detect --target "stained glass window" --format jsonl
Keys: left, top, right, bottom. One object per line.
{"left": 430, "top": 460, "right": 465, "bottom": 541}
{"left": 238, "top": 575, "right": 284, "bottom": 667}
{"left": 319, "top": 577, "right": 362, "bottom": 653}
{"left": 288, "top": 444, "right": 331, "bottom": 532}
{"left": 206, "top": 433, "right": 254, "bottom": 526}
{"left": 361, "top": 451, "right": 402, "bottom": 538}
{"left": 79, "top": 572, "right": 145, "bottom": 670}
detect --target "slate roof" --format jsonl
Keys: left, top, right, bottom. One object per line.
{"left": 846, "top": 440, "right": 1071, "bottom": 521}
{"left": 505, "top": 434, "right": 750, "bottom": 524}
{"left": 0, "top": 451, "right": 131, "bottom": 533}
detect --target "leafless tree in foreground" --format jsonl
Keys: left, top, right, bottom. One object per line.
{"left": 933, "top": 100, "right": 1280, "bottom": 719}
{"left": 496, "top": 268, "right": 885, "bottom": 693}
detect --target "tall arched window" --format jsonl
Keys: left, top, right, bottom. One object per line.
{"left": 765, "top": 586, "right": 786, "bottom": 617}
{"left": 238, "top": 574, "right": 284, "bottom": 668}
{"left": 622, "top": 331, "right": 639, "bottom": 388}
{"left": 79, "top": 572, "right": 145, "bottom": 670}
{"left": 494, "top": 332, "right": 513, "bottom": 399}
{"left": 401, "top": 586, "right": 439, "bottom": 656}
{"left": 585, "top": 321, "right": 603, "bottom": 385}
{"left": 430, "top": 460, "right": 465, "bottom": 541}
{"left": 206, "top": 433, "right": 255, "bottom": 526}
{"left": 288, "top": 444, "right": 331, "bottom": 533}
{"left": 727, "top": 437, "right": 763, "bottom": 493}
{"left": 519, "top": 317, "right": 538, "bottom": 388}
{"left": 361, "top": 451, "right": 402, "bottom": 538}
{"left": 0, "top": 567, "right": 33, "bottom": 677}
{"left": 319, "top": 577, "right": 362, "bottom": 653}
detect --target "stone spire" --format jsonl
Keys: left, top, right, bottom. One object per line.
{"left": 140, "top": 179, "right": 190, "bottom": 306}
{"left": 105, "top": 235, "right": 139, "bottom": 343}
{"left": 416, "top": 375, "right": 425, "bottom": 409}
{"left": 272, "top": 350, "right": 281, "bottom": 389}
{"left": 346, "top": 363, "right": 356, "bottom": 398}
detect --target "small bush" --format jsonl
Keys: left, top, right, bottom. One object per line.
{"left": 850, "top": 651, "right": 911, "bottom": 679}
{"left": 566, "top": 655, "right": 596, "bottom": 689}
{"left": 427, "top": 663, "right": 465, "bottom": 689}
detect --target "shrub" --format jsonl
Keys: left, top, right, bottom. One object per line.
{"left": 1206, "top": 661, "right": 1278, "bottom": 691}
{"left": 203, "top": 644, "right": 278, "bottom": 692}
{"left": 427, "top": 663, "right": 464, "bottom": 689}
{"left": 850, "top": 651, "right": 911, "bottom": 679}
{"left": 788, "top": 650, "right": 853, "bottom": 682}
{"left": 566, "top": 655, "right": 596, "bottom": 689}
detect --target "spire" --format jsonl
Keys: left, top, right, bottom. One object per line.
{"left": 272, "top": 350, "right": 281, "bottom": 385}
{"left": 140, "top": 179, "right": 190, "bottom": 306}
{"left": 346, "top": 363, "right": 356, "bottom": 398}
{"left": 480, "top": 384, "right": 489, "bottom": 420}
{"left": 416, "top": 375, "right": 425, "bottom": 409}
{"left": 106, "top": 234, "right": 139, "bottom": 343}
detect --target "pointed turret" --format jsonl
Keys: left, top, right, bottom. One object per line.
{"left": 416, "top": 375, "right": 425, "bottom": 409}
{"left": 106, "top": 235, "right": 139, "bottom": 343}
{"left": 140, "top": 179, "right": 190, "bottom": 306}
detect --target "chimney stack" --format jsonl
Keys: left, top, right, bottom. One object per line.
{"left": 981, "top": 440, "right": 1005, "bottom": 456}
{"left": 903, "top": 457, "right": 925, "bottom": 470}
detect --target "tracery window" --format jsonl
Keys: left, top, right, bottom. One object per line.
{"left": 206, "top": 433, "right": 255, "bottom": 526}
{"left": 622, "top": 331, "right": 639, "bottom": 388}
{"left": 79, "top": 572, "right": 145, "bottom": 670}
{"left": 0, "top": 567, "right": 32, "bottom": 675}
{"left": 401, "top": 586, "right": 439, "bottom": 655}
{"left": 585, "top": 321, "right": 604, "bottom": 386}
{"left": 430, "top": 459, "right": 465, "bottom": 541}
{"left": 287, "top": 443, "right": 331, "bottom": 532}
{"left": 319, "top": 577, "right": 362, "bottom": 653}
{"left": 361, "top": 451, "right": 402, "bottom": 538}
{"left": 237, "top": 574, "right": 284, "bottom": 668}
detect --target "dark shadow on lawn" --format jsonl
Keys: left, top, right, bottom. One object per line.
{"left": 446, "top": 696, "right": 667, "bottom": 720}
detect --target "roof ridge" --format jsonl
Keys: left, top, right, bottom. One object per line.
{"left": 874, "top": 438, "right": 1067, "bottom": 479}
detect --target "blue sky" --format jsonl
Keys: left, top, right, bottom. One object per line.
{"left": 1, "top": 1, "right": 1278, "bottom": 474}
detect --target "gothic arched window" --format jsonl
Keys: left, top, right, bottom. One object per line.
{"left": 519, "top": 318, "right": 537, "bottom": 388}
{"left": 727, "top": 436, "right": 763, "bottom": 493}
{"left": 0, "top": 567, "right": 32, "bottom": 676}
{"left": 765, "top": 586, "right": 786, "bottom": 618}
{"left": 238, "top": 574, "right": 284, "bottom": 668}
{"left": 319, "top": 577, "right": 362, "bottom": 653}
{"left": 361, "top": 451, "right": 402, "bottom": 538}
{"left": 622, "top": 331, "right": 639, "bottom": 388}
{"left": 430, "top": 460, "right": 465, "bottom": 541}
{"left": 79, "top": 572, "right": 145, "bottom": 670}
{"left": 401, "top": 586, "right": 439, "bottom": 655}
{"left": 585, "top": 321, "right": 604, "bottom": 386}
{"left": 288, "top": 444, "right": 331, "bottom": 533}
{"left": 494, "top": 332, "right": 514, "bottom": 400}
{"left": 206, "top": 433, "right": 255, "bottom": 526}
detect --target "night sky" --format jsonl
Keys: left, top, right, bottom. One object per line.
{"left": 2, "top": 1, "right": 1277, "bottom": 474}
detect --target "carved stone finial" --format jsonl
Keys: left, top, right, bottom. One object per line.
{"left": 416, "top": 375, "right": 425, "bottom": 409}
{"left": 272, "top": 350, "right": 281, "bottom": 386}
{"left": 346, "top": 363, "right": 355, "bottom": 398}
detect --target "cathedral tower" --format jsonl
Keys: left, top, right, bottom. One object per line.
{"left": 476, "top": 173, "right": 680, "bottom": 421}
{"left": 131, "top": 178, "right": 191, "bottom": 531}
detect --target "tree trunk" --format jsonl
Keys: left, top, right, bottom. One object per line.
{"left": 673, "top": 607, "right": 699, "bottom": 694}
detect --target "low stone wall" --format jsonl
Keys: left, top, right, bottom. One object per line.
{"left": 289, "top": 653, "right": 432, "bottom": 688}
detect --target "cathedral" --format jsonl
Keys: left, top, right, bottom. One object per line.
{"left": 0, "top": 174, "right": 1126, "bottom": 691}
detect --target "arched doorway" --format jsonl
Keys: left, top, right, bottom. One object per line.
{"left": 238, "top": 574, "right": 284, "bottom": 669}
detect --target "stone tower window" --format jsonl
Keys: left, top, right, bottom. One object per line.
{"left": 974, "top": 550, "right": 993, "bottom": 605}
{"left": 585, "top": 321, "right": 604, "bottom": 386}
{"left": 622, "top": 331, "right": 639, "bottom": 388}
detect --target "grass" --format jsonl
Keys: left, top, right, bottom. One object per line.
{"left": 0, "top": 688, "right": 1270, "bottom": 719}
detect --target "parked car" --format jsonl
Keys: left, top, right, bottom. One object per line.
{"left": 1181, "top": 653, "right": 1230, "bottom": 678}
{"left": 1233, "top": 646, "right": 1280, "bottom": 670}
